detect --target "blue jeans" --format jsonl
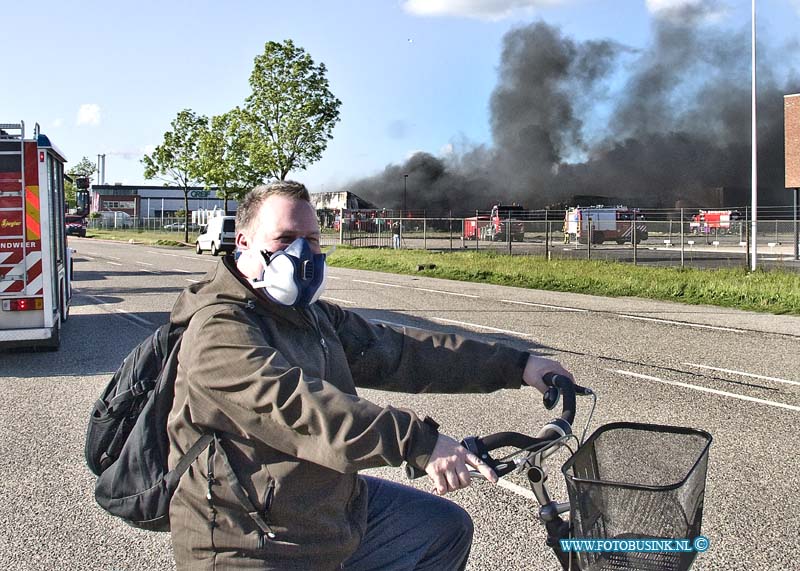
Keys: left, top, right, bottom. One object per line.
{"left": 343, "top": 476, "right": 474, "bottom": 571}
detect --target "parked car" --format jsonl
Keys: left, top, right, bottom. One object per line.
{"left": 65, "top": 215, "right": 87, "bottom": 237}
{"left": 195, "top": 215, "right": 236, "bottom": 255}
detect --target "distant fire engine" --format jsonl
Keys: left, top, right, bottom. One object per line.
{"left": 463, "top": 204, "right": 526, "bottom": 241}
{"left": 564, "top": 206, "right": 648, "bottom": 244}
{"left": 0, "top": 122, "right": 71, "bottom": 350}
{"left": 689, "top": 210, "right": 742, "bottom": 235}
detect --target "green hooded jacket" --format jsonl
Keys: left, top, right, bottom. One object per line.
{"left": 167, "top": 256, "right": 529, "bottom": 570}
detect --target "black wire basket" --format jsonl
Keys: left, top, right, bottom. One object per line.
{"left": 562, "top": 422, "right": 712, "bottom": 571}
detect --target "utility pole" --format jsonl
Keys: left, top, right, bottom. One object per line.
{"left": 403, "top": 174, "right": 408, "bottom": 217}
{"left": 750, "top": 0, "right": 758, "bottom": 271}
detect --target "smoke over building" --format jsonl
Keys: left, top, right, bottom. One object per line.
{"left": 348, "top": 6, "right": 798, "bottom": 213}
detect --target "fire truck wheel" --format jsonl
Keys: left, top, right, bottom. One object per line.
{"left": 616, "top": 239, "right": 626, "bottom": 245}
{"left": 592, "top": 232, "right": 605, "bottom": 244}
{"left": 196, "top": 242, "right": 202, "bottom": 255}
{"left": 60, "top": 286, "right": 69, "bottom": 323}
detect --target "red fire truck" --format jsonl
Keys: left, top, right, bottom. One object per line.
{"left": 0, "top": 122, "right": 71, "bottom": 350}
{"left": 463, "top": 204, "right": 526, "bottom": 241}
{"left": 564, "top": 206, "right": 648, "bottom": 244}
{"left": 689, "top": 210, "right": 742, "bottom": 235}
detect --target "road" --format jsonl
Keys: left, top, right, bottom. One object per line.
{"left": 1, "top": 237, "right": 798, "bottom": 570}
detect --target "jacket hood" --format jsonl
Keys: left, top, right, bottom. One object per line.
{"left": 170, "top": 255, "right": 307, "bottom": 328}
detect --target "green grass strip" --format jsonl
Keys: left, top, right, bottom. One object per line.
{"left": 326, "top": 248, "right": 800, "bottom": 315}
{"left": 81, "top": 230, "right": 799, "bottom": 315}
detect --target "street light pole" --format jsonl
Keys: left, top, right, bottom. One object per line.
{"left": 750, "top": 0, "right": 758, "bottom": 271}
{"left": 403, "top": 174, "right": 408, "bottom": 217}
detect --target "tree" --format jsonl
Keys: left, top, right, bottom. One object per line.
{"left": 142, "top": 109, "right": 208, "bottom": 243}
{"left": 64, "top": 178, "right": 77, "bottom": 209}
{"left": 242, "top": 40, "right": 341, "bottom": 181}
{"left": 197, "top": 109, "right": 260, "bottom": 213}
{"left": 68, "top": 156, "right": 97, "bottom": 214}
{"left": 69, "top": 156, "right": 97, "bottom": 179}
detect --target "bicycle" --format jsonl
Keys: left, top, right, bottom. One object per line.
{"left": 406, "top": 373, "right": 713, "bottom": 571}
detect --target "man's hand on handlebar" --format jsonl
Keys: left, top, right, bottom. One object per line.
{"left": 424, "top": 434, "right": 498, "bottom": 495}
{"left": 523, "top": 355, "right": 575, "bottom": 395}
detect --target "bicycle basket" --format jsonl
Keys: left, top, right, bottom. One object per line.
{"left": 561, "top": 422, "right": 712, "bottom": 571}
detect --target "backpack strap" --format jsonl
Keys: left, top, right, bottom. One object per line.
{"left": 170, "top": 433, "right": 214, "bottom": 480}
{"left": 212, "top": 433, "right": 277, "bottom": 539}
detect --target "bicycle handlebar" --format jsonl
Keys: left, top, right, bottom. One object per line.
{"left": 405, "top": 373, "right": 591, "bottom": 480}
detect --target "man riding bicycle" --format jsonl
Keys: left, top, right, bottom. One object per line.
{"left": 167, "top": 181, "right": 575, "bottom": 570}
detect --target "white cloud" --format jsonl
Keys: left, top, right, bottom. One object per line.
{"left": 51, "top": 118, "right": 63, "bottom": 128}
{"left": 645, "top": 0, "right": 727, "bottom": 22}
{"left": 402, "top": 0, "right": 568, "bottom": 21}
{"left": 440, "top": 143, "right": 455, "bottom": 156}
{"left": 76, "top": 103, "right": 101, "bottom": 126}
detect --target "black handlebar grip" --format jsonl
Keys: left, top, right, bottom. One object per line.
{"left": 542, "top": 373, "right": 576, "bottom": 425}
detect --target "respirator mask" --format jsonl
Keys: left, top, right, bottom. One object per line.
{"left": 248, "top": 237, "right": 328, "bottom": 307}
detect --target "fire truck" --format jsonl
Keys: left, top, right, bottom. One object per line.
{"left": 463, "top": 204, "right": 526, "bottom": 241}
{"left": 689, "top": 210, "right": 742, "bottom": 235}
{"left": 564, "top": 206, "right": 648, "bottom": 244}
{"left": 0, "top": 122, "right": 71, "bottom": 350}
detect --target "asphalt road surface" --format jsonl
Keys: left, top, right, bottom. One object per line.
{"left": 1, "top": 237, "right": 798, "bottom": 570}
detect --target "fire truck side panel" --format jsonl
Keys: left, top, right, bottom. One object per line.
{"left": 0, "top": 129, "right": 67, "bottom": 349}
{"left": 565, "top": 207, "right": 648, "bottom": 244}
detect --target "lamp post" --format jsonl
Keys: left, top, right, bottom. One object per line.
{"left": 403, "top": 174, "right": 408, "bottom": 218}
{"left": 750, "top": 0, "right": 758, "bottom": 271}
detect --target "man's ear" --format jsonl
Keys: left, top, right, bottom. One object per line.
{"left": 235, "top": 232, "right": 250, "bottom": 250}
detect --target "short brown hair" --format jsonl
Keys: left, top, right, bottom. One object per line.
{"left": 236, "top": 180, "right": 311, "bottom": 234}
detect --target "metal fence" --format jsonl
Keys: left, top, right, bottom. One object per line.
{"left": 330, "top": 207, "right": 800, "bottom": 271}
{"left": 87, "top": 208, "right": 800, "bottom": 270}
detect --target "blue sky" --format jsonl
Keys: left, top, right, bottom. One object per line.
{"left": 3, "top": 0, "right": 799, "bottom": 192}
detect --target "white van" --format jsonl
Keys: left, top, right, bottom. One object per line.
{"left": 195, "top": 215, "right": 236, "bottom": 256}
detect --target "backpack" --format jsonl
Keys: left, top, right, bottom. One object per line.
{"left": 85, "top": 317, "right": 279, "bottom": 537}
{"left": 84, "top": 323, "right": 212, "bottom": 532}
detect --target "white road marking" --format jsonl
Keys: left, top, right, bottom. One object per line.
{"left": 136, "top": 261, "right": 154, "bottom": 266}
{"left": 353, "top": 279, "right": 406, "bottom": 288}
{"left": 321, "top": 296, "right": 355, "bottom": 305}
{"left": 618, "top": 314, "right": 742, "bottom": 333}
{"left": 112, "top": 308, "right": 153, "bottom": 326}
{"left": 106, "top": 255, "right": 121, "bottom": 260}
{"left": 107, "top": 261, "right": 122, "bottom": 266}
{"left": 500, "top": 299, "right": 587, "bottom": 312}
{"left": 81, "top": 294, "right": 153, "bottom": 328}
{"left": 185, "top": 256, "right": 215, "bottom": 262}
{"left": 147, "top": 250, "right": 165, "bottom": 255}
{"left": 610, "top": 369, "right": 800, "bottom": 412}
{"left": 371, "top": 318, "right": 423, "bottom": 330}
{"left": 141, "top": 269, "right": 158, "bottom": 274}
{"left": 415, "top": 287, "right": 479, "bottom": 298}
{"left": 497, "top": 478, "right": 536, "bottom": 501}
{"left": 82, "top": 256, "right": 95, "bottom": 261}
{"left": 86, "top": 251, "right": 99, "bottom": 256}
{"left": 327, "top": 276, "right": 341, "bottom": 280}
{"left": 186, "top": 279, "right": 200, "bottom": 283}
{"left": 430, "top": 317, "right": 535, "bottom": 338}
{"left": 682, "top": 363, "right": 800, "bottom": 387}
{"left": 174, "top": 269, "right": 191, "bottom": 273}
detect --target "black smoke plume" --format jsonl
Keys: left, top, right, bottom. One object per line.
{"left": 347, "top": 9, "right": 798, "bottom": 213}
